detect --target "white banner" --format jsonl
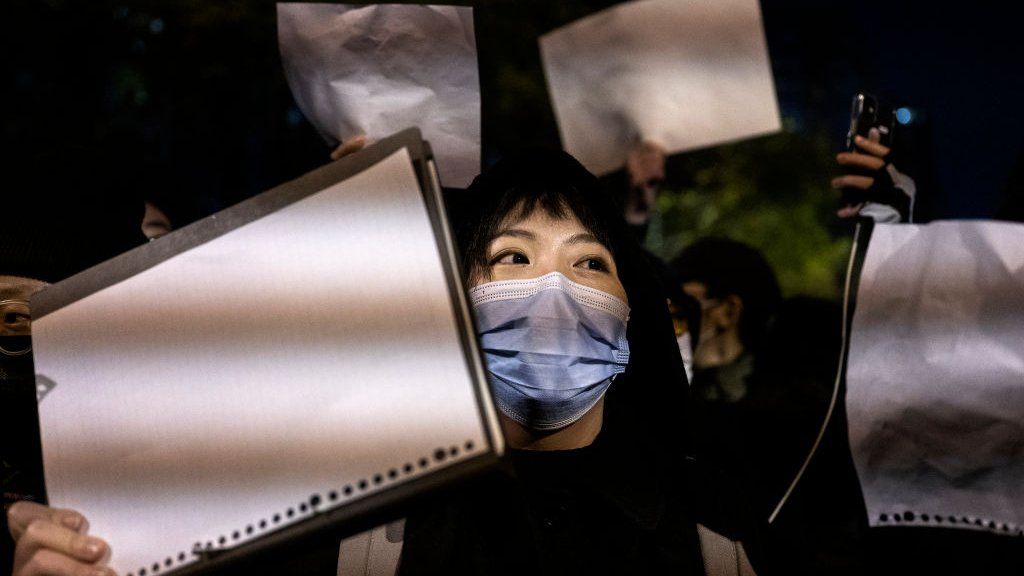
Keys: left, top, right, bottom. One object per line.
{"left": 847, "top": 220, "right": 1024, "bottom": 535}
{"left": 540, "top": 0, "right": 781, "bottom": 175}
{"left": 278, "top": 3, "right": 481, "bottom": 188}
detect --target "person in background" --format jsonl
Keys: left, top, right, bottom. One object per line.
{"left": 669, "top": 234, "right": 861, "bottom": 575}
{"left": 671, "top": 238, "right": 781, "bottom": 403}
{"left": 668, "top": 236, "right": 787, "bottom": 525}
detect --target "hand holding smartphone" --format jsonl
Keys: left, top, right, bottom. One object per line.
{"left": 840, "top": 92, "right": 896, "bottom": 206}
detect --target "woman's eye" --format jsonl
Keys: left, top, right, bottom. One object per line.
{"left": 578, "top": 257, "right": 609, "bottom": 272}
{"left": 494, "top": 252, "right": 529, "bottom": 265}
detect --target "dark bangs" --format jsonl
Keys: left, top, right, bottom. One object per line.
{"left": 449, "top": 149, "right": 619, "bottom": 282}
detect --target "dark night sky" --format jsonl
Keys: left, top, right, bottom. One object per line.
{"left": 761, "top": 0, "right": 1024, "bottom": 218}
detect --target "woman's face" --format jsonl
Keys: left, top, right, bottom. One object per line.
{"left": 472, "top": 207, "right": 627, "bottom": 302}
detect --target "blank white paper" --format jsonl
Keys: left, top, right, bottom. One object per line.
{"left": 540, "top": 0, "right": 781, "bottom": 176}
{"left": 278, "top": 3, "right": 481, "bottom": 188}
{"left": 32, "top": 149, "right": 492, "bottom": 575}
{"left": 846, "top": 221, "right": 1024, "bottom": 534}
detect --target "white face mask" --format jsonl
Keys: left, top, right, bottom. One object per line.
{"left": 676, "top": 332, "right": 694, "bottom": 385}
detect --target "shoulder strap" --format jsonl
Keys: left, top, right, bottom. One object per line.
{"left": 337, "top": 519, "right": 405, "bottom": 576}
{"left": 697, "top": 523, "right": 757, "bottom": 576}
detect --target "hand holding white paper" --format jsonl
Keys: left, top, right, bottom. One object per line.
{"left": 540, "top": 0, "right": 781, "bottom": 176}
{"left": 32, "top": 146, "right": 498, "bottom": 576}
{"left": 277, "top": 3, "right": 481, "bottom": 188}
{"left": 846, "top": 221, "right": 1024, "bottom": 535}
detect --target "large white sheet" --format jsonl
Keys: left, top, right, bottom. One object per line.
{"left": 277, "top": 3, "right": 481, "bottom": 189}
{"left": 32, "top": 149, "right": 491, "bottom": 575}
{"left": 847, "top": 220, "right": 1024, "bottom": 535}
{"left": 539, "top": 0, "right": 781, "bottom": 176}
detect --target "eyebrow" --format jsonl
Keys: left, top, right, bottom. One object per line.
{"left": 0, "top": 288, "right": 26, "bottom": 301}
{"left": 564, "top": 232, "right": 602, "bottom": 246}
{"left": 493, "top": 228, "right": 537, "bottom": 241}
{"left": 493, "top": 229, "right": 604, "bottom": 248}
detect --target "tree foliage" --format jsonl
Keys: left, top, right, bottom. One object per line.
{"left": 648, "top": 126, "right": 852, "bottom": 300}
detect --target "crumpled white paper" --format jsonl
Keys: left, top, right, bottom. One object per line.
{"left": 278, "top": 3, "right": 480, "bottom": 188}
{"left": 539, "top": 0, "right": 781, "bottom": 176}
{"left": 847, "top": 220, "right": 1024, "bottom": 535}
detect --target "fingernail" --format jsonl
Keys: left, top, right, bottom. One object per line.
{"left": 78, "top": 536, "right": 104, "bottom": 557}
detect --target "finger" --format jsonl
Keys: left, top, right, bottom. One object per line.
{"left": 831, "top": 175, "right": 874, "bottom": 190}
{"left": 17, "top": 519, "right": 108, "bottom": 564}
{"left": 15, "top": 547, "right": 115, "bottom": 576}
{"left": 853, "top": 134, "right": 891, "bottom": 158}
{"left": 9, "top": 503, "right": 89, "bottom": 540}
{"left": 329, "top": 134, "right": 367, "bottom": 160}
{"left": 626, "top": 140, "right": 666, "bottom": 186}
{"left": 836, "top": 151, "right": 886, "bottom": 171}
{"left": 837, "top": 203, "right": 864, "bottom": 219}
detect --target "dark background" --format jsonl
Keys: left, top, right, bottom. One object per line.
{"left": 4, "top": 0, "right": 1023, "bottom": 295}
{"left": 4, "top": 3, "right": 1023, "bottom": 573}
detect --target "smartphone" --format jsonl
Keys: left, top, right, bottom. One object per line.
{"left": 846, "top": 92, "right": 895, "bottom": 152}
{"left": 842, "top": 93, "right": 896, "bottom": 205}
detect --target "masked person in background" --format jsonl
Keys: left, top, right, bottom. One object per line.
{"left": 671, "top": 238, "right": 781, "bottom": 404}
{"left": 669, "top": 238, "right": 788, "bottom": 523}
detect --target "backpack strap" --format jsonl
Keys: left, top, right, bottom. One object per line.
{"left": 697, "top": 523, "right": 757, "bottom": 576}
{"left": 337, "top": 519, "right": 405, "bottom": 576}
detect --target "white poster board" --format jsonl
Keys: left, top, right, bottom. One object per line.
{"left": 31, "top": 133, "right": 501, "bottom": 576}
{"left": 540, "top": 0, "right": 781, "bottom": 176}
{"left": 847, "top": 220, "right": 1024, "bottom": 535}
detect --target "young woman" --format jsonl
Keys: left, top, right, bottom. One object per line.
{"left": 388, "top": 150, "right": 763, "bottom": 574}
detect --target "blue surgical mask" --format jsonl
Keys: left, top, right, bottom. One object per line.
{"left": 469, "top": 272, "right": 630, "bottom": 431}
